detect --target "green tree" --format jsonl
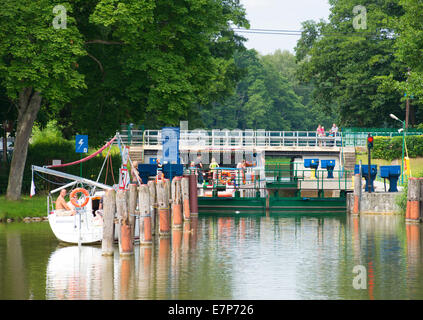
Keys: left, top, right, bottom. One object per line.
{"left": 55, "top": 0, "right": 249, "bottom": 144}
{"left": 0, "top": 0, "right": 86, "bottom": 200}
{"left": 200, "top": 49, "right": 335, "bottom": 131}
{"left": 295, "top": 0, "right": 408, "bottom": 127}
{"left": 1, "top": 0, "right": 249, "bottom": 199}
{"left": 388, "top": 0, "right": 423, "bottom": 122}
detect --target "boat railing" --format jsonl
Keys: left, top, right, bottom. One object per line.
{"left": 184, "top": 167, "right": 353, "bottom": 195}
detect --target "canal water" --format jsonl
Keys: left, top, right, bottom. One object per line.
{"left": 0, "top": 214, "right": 422, "bottom": 300}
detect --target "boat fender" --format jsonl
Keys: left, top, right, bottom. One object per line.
{"left": 70, "top": 188, "right": 90, "bottom": 208}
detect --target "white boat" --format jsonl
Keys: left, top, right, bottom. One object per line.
{"left": 32, "top": 134, "right": 140, "bottom": 245}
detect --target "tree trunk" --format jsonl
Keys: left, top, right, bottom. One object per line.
{"left": 2, "top": 121, "right": 7, "bottom": 163}
{"left": 6, "top": 87, "right": 41, "bottom": 200}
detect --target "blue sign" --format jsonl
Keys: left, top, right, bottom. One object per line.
{"left": 161, "top": 127, "right": 179, "bottom": 164}
{"left": 75, "top": 135, "right": 88, "bottom": 153}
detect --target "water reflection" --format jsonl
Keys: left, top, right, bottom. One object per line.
{"left": 2, "top": 215, "right": 423, "bottom": 299}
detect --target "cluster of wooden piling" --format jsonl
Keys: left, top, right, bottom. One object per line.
{"left": 101, "top": 175, "right": 197, "bottom": 256}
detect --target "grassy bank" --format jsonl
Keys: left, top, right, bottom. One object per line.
{"left": 0, "top": 195, "right": 47, "bottom": 221}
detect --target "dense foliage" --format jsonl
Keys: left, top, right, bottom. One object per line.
{"left": 0, "top": 0, "right": 249, "bottom": 198}
{"left": 295, "top": 0, "right": 423, "bottom": 127}
{"left": 199, "top": 49, "right": 336, "bottom": 130}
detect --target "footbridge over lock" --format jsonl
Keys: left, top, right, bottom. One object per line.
{"left": 118, "top": 129, "right": 356, "bottom": 178}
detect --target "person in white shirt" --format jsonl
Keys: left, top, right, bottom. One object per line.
{"left": 329, "top": 123, "right": 338, "bottom": 136}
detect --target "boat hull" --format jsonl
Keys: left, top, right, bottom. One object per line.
{"left": 48, "top": 211, "right": 104, "bottom": 244}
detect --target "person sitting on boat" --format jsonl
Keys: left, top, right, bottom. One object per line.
{"left": 55, "top": 189, "right": 76, "bottom": 216}
{"left": 95, "top": 196, "right": 104, "bottom": 217}
{"left": 156, "top": 158, "right": 163, "bottom": 180}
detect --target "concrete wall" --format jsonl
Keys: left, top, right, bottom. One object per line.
{"left": 347, "top": 192, "right": 401, "bottom": 214}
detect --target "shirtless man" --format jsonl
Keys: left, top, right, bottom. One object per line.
{"left": 55, "top": 189, "right": 76, "bottom": 216}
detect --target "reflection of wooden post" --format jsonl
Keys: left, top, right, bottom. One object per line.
{"left": 419, "top": 178, "right": 423, "bottom": 221}
{"left": 119, "top": 257, "right": 132, "bottom": 300}
{"left": 190, "top": 217, "right": 199, "bottom": 250}
{"left": 147, "top": 180, "right": 157, "bottom": 235}
{"left": 172, "top": 177, "right": 183, "bottom": 229}
{"left": 182, "top": 177, "right": 190, "bottom": 221}
{"left": 138, "top": 246, "right": 152, "bottom": 298}
{"left": 157, "top": 180, "right": 170, "bottom": 236}
{"left": 117, "top": 190, "right": 133, "bottom": 255}
{"left": 101, "top": 252, "right": 114, "bottom": 299}
{"left": 157, "top": 237, "right": 170, "bottom": 297}
{"left": 139, "top": 184, "right": 152, "bottom": 245}
{"left": 102, "top": 189, "right": 116, "bottom": 256}
{"left": 407, "top": 178, "right": 420, "bottom": 223}
{"left": 353, "top": 174, "right": 361, "bottom": 215}
{"left": 406, "top": 223, "right": 420, "bottom": 262}
{"left": 189, "top": 174, "right": 198, "bottom": 215}
{"left": 128, "top": 184, "right": 137, "bottom": 240}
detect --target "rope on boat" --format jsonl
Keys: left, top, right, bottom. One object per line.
{"left": 34, "top": 171, "right": 69, "bottom": 186}
{"left": 46, "top": 135, "right": 117, "bottom": 169}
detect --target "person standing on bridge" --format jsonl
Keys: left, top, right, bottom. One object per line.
{"left": 329, "top": 123, "right": 339, "bottom": 146}
{"left": 316, "top": 124, "right": 324, "bottom": 146}
{"left": 329, "top": 123, "right": 338, "bottom": 137}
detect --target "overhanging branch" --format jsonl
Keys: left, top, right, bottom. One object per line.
{"left": 85, "top": 40, "right": 124, "bottom": 45}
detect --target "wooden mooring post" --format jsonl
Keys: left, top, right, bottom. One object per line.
{"left": 189, "top": 173, "right": 198, "bottom": 216}
{"left": 172, "top": 177, "right": 183, "bottom": 229}
{"left": 157, "top": 179, "right": 171, "bottom": 236}
{"left": 147, "top": 180, "right": 157, "bottom": 235}
{"left": 128, "top": 184, "right": 138, "bottom": 240}
{"left": 353, "top": 173, "right": 361, "bottom": 215}
{"left": 102, "top": 189, "right": 116, "bottom": 256}
{"left": 117, "top": 189, "right": 134, "bottom": 255}
{"left": 182, "top": 176, "right": 190, "bottom": 221}
{"left": 406, "top": 177, "right": 420, "bottom": 223}
{"left": 139, "top": 184, "right": 152, "bottom": 245}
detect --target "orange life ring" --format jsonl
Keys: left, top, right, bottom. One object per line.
{"left": 70, "top": 188, "right": 90, "bottom": 208}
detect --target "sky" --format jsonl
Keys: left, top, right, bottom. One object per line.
{"left": 238, "top": 0, "right": 331, "bottom": 55}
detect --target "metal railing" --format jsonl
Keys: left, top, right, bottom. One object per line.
{"left": 117, "top": 127, "right": 423, "bottom": 148}
{"left": 185, "top": 167, "right": 352, "bottom": 193}
{"left": 341, "top": 128, "right": 423, "bottom": 147}
{"left": 119, "top": 129, "right": 344, "bottom": 148}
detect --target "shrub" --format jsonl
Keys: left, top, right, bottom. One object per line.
{"left": 373, "top": 135, "right": 423, "bottom": 161}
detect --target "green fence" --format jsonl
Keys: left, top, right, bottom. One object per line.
{"left": 342, "top": 127, "right": 423, "bottom": 147}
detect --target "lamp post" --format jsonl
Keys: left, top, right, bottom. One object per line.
{"left": 390, "top": 113, "right": 406, "bottom": 184}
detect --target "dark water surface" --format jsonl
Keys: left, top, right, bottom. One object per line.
{"left": 0, "top": 214, "right": 422, "bottom": 300}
